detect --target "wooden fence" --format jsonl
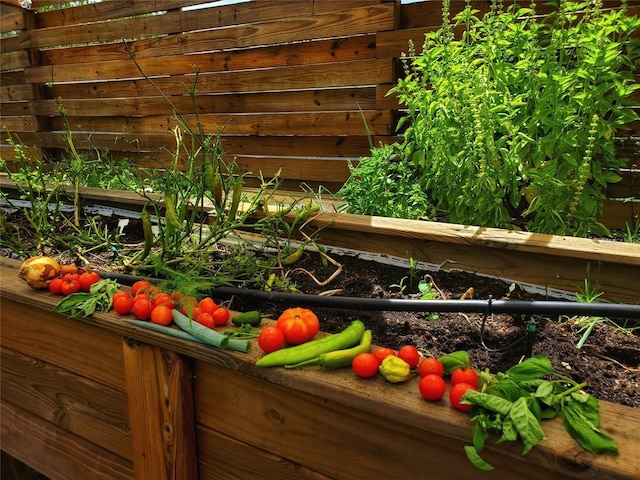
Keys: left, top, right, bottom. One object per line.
{"left": 1, "top": 0, "right": 638, "bottom": 228}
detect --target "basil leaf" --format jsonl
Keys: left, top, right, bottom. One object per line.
{"left": 464, "top": 389, "right": 512, "bottom": 416}
{"left": 509, "top": 397, "right": 546, "bottom": 455}
{"left": 497, "top": 416, "right": 517, "bottom": 443}
{"left": 472, "top": 422, "right": 489, "bottom": 451}
{"left": 464, "top": 446, "right": 494, "bottom": 471}
{"left": 505, "top": 356, "right": 554, "bottom": 381}
{"left": 437, "top": 350, "right": 470, "bottom": 373}
{"left": 562, "top": 401, "right": 618, "bottom": 454}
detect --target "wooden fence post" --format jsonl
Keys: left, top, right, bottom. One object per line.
{"left": 122, "top": 338, "right": 198, "bottom": 480}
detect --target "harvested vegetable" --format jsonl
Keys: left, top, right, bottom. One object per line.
{"left": 285, "top": 329, "right": 373, "bottom": 369}
{"left": 52, "top": 279, "right": 120, "bottom": 317}
{"left": 19, "top": 256, "right": 62, "bottom": 289}
{"left": 256, "top": 319, "right": 365, "bottom": 368}
{"left": 172, "top": 309, "right": 250, "bottom": 352}
{"left": 379, "top": 355, "right": 411, "bottom": 383}
{"left": 276, "top": 307, "right": 320, "bottom": 345}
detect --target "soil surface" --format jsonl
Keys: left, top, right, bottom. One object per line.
{"left": 2, "top": 212, "right": 639, "bottom": 408}
{"left": 235, "top": 251, "right": 640, "bottom": 409}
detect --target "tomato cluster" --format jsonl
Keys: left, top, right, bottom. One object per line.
{"left": 48, "top": 269, "right": 101, "bottom": 296}
{"left": 257, "top": 307, "right": 320, "bottom": 353}
{"left": 417, "top": 357, "right": 478, "bottom": 411}
{"left": 111, "top": 280, "right": 230, "bottom": 329}
{"left": 351, "top": 344, "right": 421, "bottom": 380}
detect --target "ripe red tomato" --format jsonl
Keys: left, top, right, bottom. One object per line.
{"left": 79, "top": 271, "right": 100, "bottom": 292}
{"left": 352, "top": 352, "right": 379, "bottom": 379}
{"left": 451, "top": 366, "right": 479, "bottom": 389}
{"left": 450, "top": 382, "right": 476, "bottom": 412}
{"left": 132, "top": 298, "right": 152, "bottom": 320}
{"left": 418, "top": 357, "right": 445, "bottom": 378}
{"left": 397, "top": 345, "right": 420, "bottom": 369}
{"left": 150, "top": 305, "right": 173, "bottom": 326}
{"left": 198, "top": 297, "right": 218, "bottom": 315}
{"left": 373, "top": 347, "right": 396, "bottom": 364}
{"left": 276, "top": 307, "right": 319, "bottom": 345}
{"left": 258, "top": 326, "right": 286, "bottom": 353}
{"left": 113, "top": 295, "right": 133, "bottom": 315}
{"left": 195, "top": 312, "right": 214, "bottom": 328}
{"left": 211, "top": 307, "right": 230, "bottom": 326}
{"left": 62, "top": 272, "right": 79, "bottom": 282}
{"left": 131, "top": 280, "right": 152, "bottom": 297}
{"left": 419, "top": 374, "right": 446, "bottom": 401}
{"left": 48, "top": 278, "right": 64, "bottom": 295}
{"left": 152, "top": 292, "right": 175, "bottom": 309}
{"left": 60, "top": 277, "right": 80, "bottom": 296}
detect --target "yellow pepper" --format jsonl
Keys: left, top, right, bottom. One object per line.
{"left": 379, "top": 355, "right": 411, "bottom": 383}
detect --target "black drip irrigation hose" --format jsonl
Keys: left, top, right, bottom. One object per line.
{"left": 97, "top": 270, "right": 640, "bottom": 319}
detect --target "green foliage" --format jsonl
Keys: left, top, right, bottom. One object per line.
{"left": 342, "top": 0, "right": 640, "bottom": 237}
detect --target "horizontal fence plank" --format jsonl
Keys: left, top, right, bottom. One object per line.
{"left": 0, "top": 10, "right": 23, "bottom": 34}
{"left": 48, "top": 110, "right": 393, "bottom": 136}
{"left": 44, "top": 58, "right": 394, "bottom": 98}
{"left": 0, "top": 84, "right": 33, "bottom": 102}
{"left": 1, "top": 116, "right": 38, "bottom": 132}
{"left": 27, "top": 34, "right": 377, "bottom": 83}
{"left": 0, "top": 51, "right": 30, "bottom": 71}
{"left": 29, "top": 87, "right": 377, "bottom": 117}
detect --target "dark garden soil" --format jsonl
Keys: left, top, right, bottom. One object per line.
{"left": 2, "top": 212, "right": 639, "bottom": 408}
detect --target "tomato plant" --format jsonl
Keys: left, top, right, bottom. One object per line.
{"left": 132, "top": 298, "right": 152, "bottom": 320}
{"left": 418, "top": 357, "right": 445, "bottom": 378}
{"left": 258, "top": 326, "right": 285, "bottom": 353}
{"left": 48, "top": 277, "right": 64, "bottom": 295}
{"left": 60, "top": 277, "right": 80, "bottom": 296}
{"left": 450, "top": 382, "right": 476, "bottom": 412}
{"left": 211, "top": 307, "right": 230, "bottom": 326}
{"left": 451, "top": 366, "right": 479, "bottom": 389}
{"left": 373, "top": 347, "right": 396, "bottom": 364}
{"left": 352, "top": 352, "right": 379, "bottom": 378}
{"left": 419, "top": 374, "right": 446, "bottom": 401}
{"left": 276, "top": 307, "right": 319, "bottom": 345}
{"left": 397, "top": 345, "right": 420, "bottom": 369}
{"left": 131, "top": 280, "right": 151, "bottom": 297}
{"left": 150, "top": 305, "right": 173, "bottom": 326}
{"left": 79, "top": 271, "right": 100, "bottom": 292}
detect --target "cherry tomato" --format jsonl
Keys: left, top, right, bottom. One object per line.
{"left": 150, "top": 305, "right": 173, "bottom": 326}
{"left": 152, "top": 292, "right": 175, "bottom": 309}
{"left": 450, "top": 382, "right": 476, "bottom": 412}
{"left": 352, "top": 352, "right": 379, "bottom": 379}
{"left": 60, "top": 277, "right": 80, "bottom": 296}
{"left": 397, "top": 345, "right": 420, "bottom": 369}
{"left": 195, "top": 312, "right": 214, "bottom": 328}
{"left": 276, "top": 307, "right": 319, "bottom": 345}
{"left": 419, "top": 374, "right": 446, "bottom": 401}
{"left": 258, "top": 326, "right": 286, "bottom": 353}
{"left": 62, "top": 272, "right": 79, "bottom": 282}
{"left": 79, "top": 271, "right": 100, "bottom": 292}
{"left": 373, "top": 347, "right": 396, "bottom": 364}
{"left": 198, "top": 297, "right": 218, "bottom": 315}
{"left": 112, "top": 291, "right": 131, "bottom": 303}
{"left": 131, "top": 280, "right": 152, "bottom": 297}
{"left": 211, "top": 307, "right": 230, "bottom": 326}
{"left": 451, "top": 366, "right": 479, "bottom": 389}
{"left": 48, "top": 278, "right": 64, "bottom": 295}
{"left": 178, "top": 295, "right": 198, "bottom": 317}
{"left": 418, "top": 357, "right": 445, "bottom": 378}
{"left": 113, "top": 295, "right": 133, "bottom": 315}
{"left": 132, "top": 298, "right": 152, "bottom": 320}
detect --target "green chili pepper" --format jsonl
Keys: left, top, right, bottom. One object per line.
{"left": 281, "top": 245, "right": 305, "bottom": 266}
{"left": 164, "top": 192, "right": 183, "bottom": 234}
{"left": 139, "top": 204, "right": 153, "bottom": 261}
{"left": 379, "top": 355, "right": 411, "bottom": 383}
{"left": 255, "top": 320, "right": 366, "bottom": 368}
{"left": 284, "top": 329, "right": 372, "bottom": 369}
{"left": 228, "top": 179, "right": 243, "bottom": 221}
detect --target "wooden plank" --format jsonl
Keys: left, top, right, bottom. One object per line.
{"left": 1, "top": 400, "right": 134, "bottom": 480}
{"left": 313, "top": 0, "right": 385, "bottom": 15}
{"left": 0, "top": 83, "right": 33, "bottom": 101}
{"left": 0, "top": 101, "right": 30, "bottom": 116}
{"left": 0, "top": 50, "right": 29, "bottom": 70}
{"left": 599, "top": 199, "right": 639, "bottom": 230}
{"left": 0, "top": 297, "right": 127, "bottom": 392}
{"left": 29, "top": 87, "right": 377, "bottom": 116}
{"left": 27, "top": 34, "right": 378, "bottom": 82}
{"left": 48, "top": 110, "right": 393, "bottom": 136}
{"left": 1, "top": 346, "right": 131, "bottom": 460}
{"left": 193, "top": 360, "right": 640, "bottom": 480}
{"left": 1, "top": 451, "right": 35, "bottom": 480}
{"left": 0, "top": 115, "right": 38, "bottom": 132}
{"left": 0, "top": 8, "right": 23, "bottom": 33}
{"left": 122, "top": 339, "right": 198, "bottom": 480}
{"left": 44, "top": 58, "right": 393, "bottom": 98}
{"left": 196, "top": 424, "right": 334, "bottom": 480}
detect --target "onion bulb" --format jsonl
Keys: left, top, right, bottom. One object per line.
{"left": 19, "top": 256, "right": 62, "bottom": 289}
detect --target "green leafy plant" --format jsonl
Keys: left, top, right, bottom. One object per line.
{"left": 342, "top": 0, "right": 640, "bottom": 237}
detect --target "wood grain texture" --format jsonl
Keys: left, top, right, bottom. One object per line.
{"left": 122, "top": 339, "right": 198, "bottom": 480}
{"left": 1, "top": 400, "right": 133, "bottom": 480}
